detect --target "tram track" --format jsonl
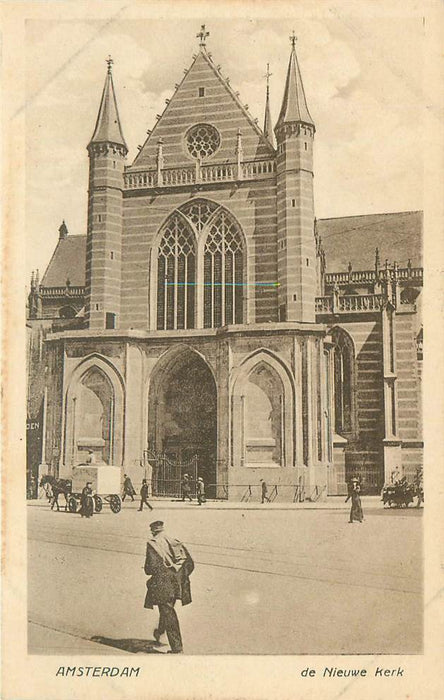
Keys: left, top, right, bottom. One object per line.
{"left": 28, "top": 534, "right": 421, "bottom": 595}
{"left": 30, "top": 521, "right": 421, "bottom": 585}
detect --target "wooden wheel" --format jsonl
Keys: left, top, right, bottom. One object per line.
{"left": 68, "top": 496, "right": 78, "bottom": 513}
{"left": 94, "top": 495, "right": 103, "bottom": 513}
{"left": 109, "top": 494, "right": 121, "bottom": 513}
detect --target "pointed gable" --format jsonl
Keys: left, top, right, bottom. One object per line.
{"left": 130, "top": 51, "right": 274, "bottom": 171}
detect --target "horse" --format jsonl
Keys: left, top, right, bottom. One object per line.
{"left": 39, "top": 475, "right": 72, "bottom": 512}
{"left": 381, "top": 482, "right": 415, "bottom": 508}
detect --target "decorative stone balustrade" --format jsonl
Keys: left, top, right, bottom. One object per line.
{"left": 396, "top": 267, "right": 423, "bottom": 280}
{"left": 339, "top": 294, "right": 385, "bottom": 311}
{"left": 124, "top": 170, "right": 157, "bottom": 189}
{"left": 124, "top": 158, "right": 276, "bottom": 191}
{"left": 324, "top": 272, "right": 350, "bottom": 285}
{"left": 325, "top": 267, "right": 423, "bottom": 286}
{"left": 39, "top": 286, "right": 85, "bottom": 297}
{"left": 241, "top": 159, "right": 275, "bottom": 178}
{"left": 316, "top": 294, "right": 385, "bottom": 314}
{"left": 315, "top": 296, "right": 333, "bottom": 313}
{"left": 201, "top": 162, "right": 235, "bottom": 182}
{"left": 162, "top": 167, "right": 195, "bottom": 186}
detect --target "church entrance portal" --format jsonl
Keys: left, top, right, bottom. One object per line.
{"left": 148, "top": 349, "right": 217, "bottom": 497}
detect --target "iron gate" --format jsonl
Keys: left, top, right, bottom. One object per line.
{"left": 143, "top": 449, "right": 198, "bottom": 498}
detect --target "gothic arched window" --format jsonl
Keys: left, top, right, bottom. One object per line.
{"left": 331, "top": 327, "right": 356, "bottom": 435}
{"left": 203, "top": 211, "right": 244, "bottom": 327}
{"left": 157, "top": 215, "right": 195, "bottom": 330}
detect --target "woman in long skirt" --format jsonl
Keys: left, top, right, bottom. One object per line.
{"left": 79, "top": 482, "right": 94, "bottom": 518}
{"left": 345, "top": 482, "right": 363, "bottom": 523}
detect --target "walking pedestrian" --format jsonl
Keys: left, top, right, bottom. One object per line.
{"left": 260, "top": 479, "right": 269, "bottom": 504}
{"left": 345, "top": 480, "right": 363, "bottom": 523}
{"left": 144, "top": 520, "right": 194, "bottom": 654}
{"left": 79, "top": 482, "right": 94, "bottom": 518}
{"left": 413, "top": 468, "right": 424, "bottom": 508}
{"left": 138, "top": 478, "right": 153, "bottom": 511}
{"left": 181, "top": 474, "right": 192, "bottom": 502}
{"left": 196, "top": 477, "right": 206, "bottom": 505}
{"left": 122, "top": 473, "right": 136, "bottom": 502}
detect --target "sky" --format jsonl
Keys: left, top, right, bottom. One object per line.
{"left": 25, "top": 15, "right": 428, "bottom": 282}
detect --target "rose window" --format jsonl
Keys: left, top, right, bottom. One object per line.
{"left": 186, "top": 123, "right": 220, "bottom": 160}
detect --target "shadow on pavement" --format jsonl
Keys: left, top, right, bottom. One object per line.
{"left": 367, "top": 508, "right": 423, "bottom": 516}
{"left": 90, "top": 636, "right": 167, "bottom": 653}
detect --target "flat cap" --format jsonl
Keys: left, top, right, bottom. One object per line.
{"left": 150, "top": 520, "right": 164, "bottom": 530}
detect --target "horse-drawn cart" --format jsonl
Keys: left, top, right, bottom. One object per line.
{"left": 381, "top": 480, "right": 415, "bottom": 508}
{"left": 68, "top": 466, "right": 122, "bottom": 514}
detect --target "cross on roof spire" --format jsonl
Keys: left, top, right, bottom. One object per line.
{"left": 290, "top": 31, "right": 297, "bottom": 48}
{"left": 196, "top": 24, "right": 209, "bottom": 49}
{"left": 106, "top": 55, "right": 113, "bottom": 73}
{"left": 264, "top": 63, "right": 272, "bottom": 87}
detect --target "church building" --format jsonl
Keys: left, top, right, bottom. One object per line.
{"left": 27, "top": 27, "right": 423, "bottom": 500}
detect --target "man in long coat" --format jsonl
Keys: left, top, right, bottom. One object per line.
{"left": 138, "top": 478, "right": 153, "bottom": 511}
{"left": 122, "top": 474, "right": 136, "bottom": 502}
{"left": 181, "top": 473, "right": 193, "bottom": 502}
{"left": 196, "top": 477, "right": 205, "bottom": 505}
{"left": 144, "top": 520, "right": 194, "bottom": 654}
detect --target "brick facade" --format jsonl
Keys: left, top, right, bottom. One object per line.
{"left": 26, "top": 33, "right": 423, "bottom": 499}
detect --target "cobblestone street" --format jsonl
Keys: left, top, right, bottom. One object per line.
{"left": 28, "top": 498, "right": 422, "bottom": 656}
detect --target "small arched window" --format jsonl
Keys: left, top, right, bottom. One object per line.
{"left": 331, "top": 327, "right": 356, "bottom": 435}
{"left": 157, "top": 215, "right": 195, "bottom": 330}
{"left": 59, "top": 305, "right": 77, "bottom": 319}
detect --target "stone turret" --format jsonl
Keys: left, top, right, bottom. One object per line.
{"left": 85, "top": 57, "right": 127, "bottom": 330}
{"left": 275, "top": 33, "right": 316, "bottom": 323}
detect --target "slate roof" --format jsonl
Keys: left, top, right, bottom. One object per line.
{"left": 39, "top": 211, "right": 423, "bottom": 288}
{"left": 89, "top": 65, "right": 127, "bottom": 149}
{"left": 276, "top": 45, "right": 314, "bottom": 128}
{"left": 41, "top": 235, "right": 87, "bottom": 287}
{"left": 318, "top": 211, "right": 423, "bottom": 272}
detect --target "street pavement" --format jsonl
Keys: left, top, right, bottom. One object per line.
{"left": 28, "top": 497, "right": 423, "bottom": 656}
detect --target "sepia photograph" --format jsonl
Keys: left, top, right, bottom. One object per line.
{"left": 2, "top": 2, "right": 443, "bottom": 699}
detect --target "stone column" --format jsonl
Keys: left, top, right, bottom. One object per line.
{"left": 123, "top": 343, "right": 144, "bottom": 484}
{"left": 381, "top": 306, "right": 401, "bottom": 483}
{"left": 293, "top": 337, "right": 304, "bottom": 466}
{"left": 216, "top": 340, "right": 230, "bottom": 496}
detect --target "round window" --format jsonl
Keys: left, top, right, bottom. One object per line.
{"left": 185, "top": 123, "right": 220, "bottom": 160}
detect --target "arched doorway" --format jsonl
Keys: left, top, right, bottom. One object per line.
{"left": 148, "top": 348, "right": 217, "bottom": 495}
{"left": 231, "top": 350, "right": 295, "bottom": 469}
{"left": 63, "top": 355, "right": 125, "bottom": 470}
{"left": 244, "top": 362, "right": 284, "bottom": 465}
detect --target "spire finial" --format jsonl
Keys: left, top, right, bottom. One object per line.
{"left": 263, "top": 63, "right": 275, "bottom": 147}
{"left": 275, "top": 32, "right": 314, "bottom": 131}
{"left": 106, "top": 55, "right": 113, "bottom": 74}
{"left": 264, "top": 63, "right": 272, "bottom": 96}
{"left": 196, "top": 24, "right": 209, "bottom": 49}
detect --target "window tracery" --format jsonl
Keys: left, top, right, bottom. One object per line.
{"left": 179, "top": 200, "right": 219, "bottom": 233}
{"left": 185, "top": 123, "right": 220, "bottom": 160}
{"left": 204, "top": 211, "right": 244, "bottom": 327}
{"left": 156, "top": 202, "right": 245, "bottom": 330}
{"left": 157, "top": 215, "right": 195, "bottom": 330}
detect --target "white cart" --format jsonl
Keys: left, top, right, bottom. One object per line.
{"left": 68, "top": 465, "right": 122, "bottom": 514}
